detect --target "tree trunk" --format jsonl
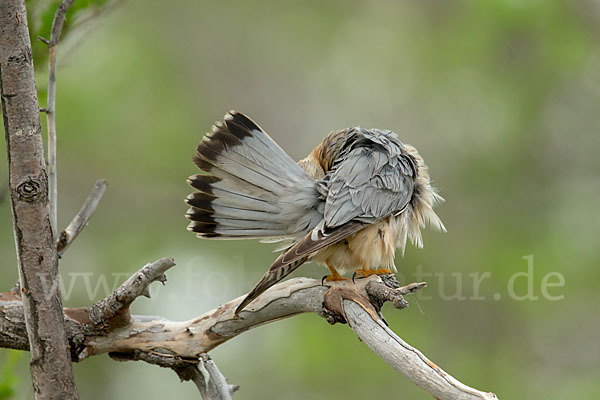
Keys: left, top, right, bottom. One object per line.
{"left": 0, "top": 0, "right": 79, "bottom": 398}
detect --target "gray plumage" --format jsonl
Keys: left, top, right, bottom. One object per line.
{"left": 318, "top": 128, "right": 416, "bottom": 227}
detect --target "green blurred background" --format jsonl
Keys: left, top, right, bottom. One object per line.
{"left": 2, "top": 0, "right": 600, "bottom": 398}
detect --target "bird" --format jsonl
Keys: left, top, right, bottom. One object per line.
{"left": 185, "top": 111, "right": 445, "bottom": 314}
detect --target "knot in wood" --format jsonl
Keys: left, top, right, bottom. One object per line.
{"left": 7, "top": 49, "right": 32, "bottom": 66}
{"left": 17, "top": 177, "right": 41, "bottom": 201}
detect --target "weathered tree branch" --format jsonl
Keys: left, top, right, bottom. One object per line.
{"left": 0, "top": 257, "right": 498, "bottom": 399}
{"left": 195, "top": 354, "right": 240, "bottom": 400}
{"left": 1, "top": 257, "right": 240, "bottom": 400}
{"left": 0, "top": 1, "right": 78, "bottom": 398}
{"left": 56, "top": 178, "right": 107, "bottom": 256}
{"left": 110, "top": 350, "right": 238, "bottom": 400}
{"left": 343, "top": 301, "right": 497, "bottom": 400}
{"left": 44, "top": 0, "right": 75, "bottom": 236}
{"left": 88, "top": 257, "right": 173, "bottom": 327}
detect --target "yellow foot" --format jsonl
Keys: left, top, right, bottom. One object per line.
{"left": 323, "top": 262, "right": 349, "bottom": 282}
{"left": 323, "top": 273, "right": 348, "bottom": 282}
{"left": 353, "top": 267, "right": 392, "bottom": 279}
{"left": 376, "top": 267, "right": 392, "bottom": 275}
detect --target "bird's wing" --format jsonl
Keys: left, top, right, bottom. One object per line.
{"left": 235, "top": 130, "right": 417, "bottom": 314}
{"left": 323, "top": 132, "right": 417, "bottom": 227}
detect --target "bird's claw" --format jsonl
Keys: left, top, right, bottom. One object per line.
{"left": 321, "top": 274, "right": 348, "bottom": 285}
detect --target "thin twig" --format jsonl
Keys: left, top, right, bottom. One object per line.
{"left": 49, "top": 0, "right": 76, "bottom": 47}
{"left": 46, "top": 0, "right": 75, "bottom": 238}
{"left": 56, "top": 179, "right": 107, "bottom": 257}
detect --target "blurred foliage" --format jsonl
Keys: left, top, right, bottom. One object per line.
{"left": 26, "top": 0, "right": 112, "bottom": 67}
{"left": 1, "top": 0, "right": 600, "bottom": 399}
{"left": 0, "top": 351, "right": 20, "bottom": 400}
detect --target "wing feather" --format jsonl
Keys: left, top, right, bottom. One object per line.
{"left": 324, "top": 129, "right": 416, "bottom": 228}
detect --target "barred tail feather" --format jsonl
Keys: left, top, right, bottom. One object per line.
{"left": 186, "top": 111, "right": 320, "bottom": 240}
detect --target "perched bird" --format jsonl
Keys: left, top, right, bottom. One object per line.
{"left": 186, "top": 111, "right": 445, "bottom": 314}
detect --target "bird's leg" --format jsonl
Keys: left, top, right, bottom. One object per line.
{"left": 322, "top": 262, "right": 348, "bottom": 282}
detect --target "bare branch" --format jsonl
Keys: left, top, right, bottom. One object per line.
{"left": 0, "top": 264, "right": 497, "bottom": 399}
{"left": 49, "top": 0, "right": 76, "bottom": 46}
{"left": 109, "top": 351, "right": 237, "bottom": 400}
{"left": 56, "top": 179, "right": 107, "bottom": 256}
{"left": 365, "top": 279, "right": 427, "bottom": 310}
{"left": 37, "top": 36, "right": 50, "bottom": 45}
{"left": 343, "top": 301, "right": 498, "bottom": 400}
{"left": 0, "top": 0, "right": 78, "bottom": 398}
{"left": 0, "top": 291, "right": 29, "bottom": 351}
{"left": 45, "top": 0, "right": 75, "bottom": 237}
{"left": 195, "top": 354, "right": 239, "bottom": 400}
{"left": 88, "top": 257, "right": 175, "bottom": 327}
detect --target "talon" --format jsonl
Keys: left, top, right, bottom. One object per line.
{"left": 321, "top": 275, "right": 327, "bottom": 285}
{"left": 352, "top": 265, "right": 370, "bottom": 279}
{"left": 352, "top": 271, "right": 357, "bottom": 284}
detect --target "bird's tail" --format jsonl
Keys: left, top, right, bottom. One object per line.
{"left": 186, "top": 111, "right": 321, "bottom": 240}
